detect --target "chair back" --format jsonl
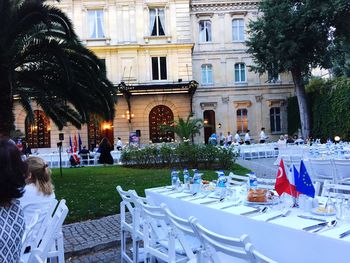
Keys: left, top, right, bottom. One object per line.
{"left": 321, "top": 180, "right": 350, "bottom": 199}
{"left": 116, "top": 185, "right": 136, "bottom": 214}
{"left": 245, "top": 243, "right": 277, "bottom": 263}
{"left": 309, "top": 159, "right": 334, "bottom": 181}
{"left": 333, "top": 159, "right": 350, "bottom": 182}
{"left": 228, "top": 172, "right": 249, "bottom": 186}
{"left": 189, "top": 217, "right": 252, "bottom": 262}
{"left": 28, "top": 200, "right": 68, "bottom": 263}
{"left": 256, "top": 178, "right": 275, "bottom": 190}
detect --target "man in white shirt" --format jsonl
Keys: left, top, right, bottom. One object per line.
{"left": 116, "top": 137, "right": 123, "bottom": 151}
{"left": 219, "top": 132, "right": 226, "bottom": 146}
{"left": 244, "top": 130, "right": 251, "bottom": 145}
{"left": 234, "top": 131, "right": 242, "bottom": 144}
{"left": 226, "top": 132, "right": 233, "bottom": 145}
{"left": 259, "top": 127, "right": 268, "bottom": 143}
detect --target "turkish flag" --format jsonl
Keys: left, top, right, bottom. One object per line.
{"left": 275, "top": 159, "right": 298, "bottom": 197}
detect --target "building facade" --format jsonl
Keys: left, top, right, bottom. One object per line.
{"left": 13, "top": 0, "right": 294, "bottom": 150}
{"left": 190, "top": 0, "right": 294, "bottom": 143}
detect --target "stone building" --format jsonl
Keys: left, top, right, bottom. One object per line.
{"left": 13, "top": 0, "right": 294, "bottom": 149}
{"left": 190, "top": 0, "right": 294, "bottom": 143}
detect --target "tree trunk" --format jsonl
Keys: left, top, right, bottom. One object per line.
{"left": 0, "top": 66, "right": 14, "bottom": 139}
{"left": 291, "top": 69, "right": 311, "bottom": 139}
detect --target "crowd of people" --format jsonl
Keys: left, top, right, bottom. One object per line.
{"left": 0, "top": 139, "right": 56, "bottom": 262}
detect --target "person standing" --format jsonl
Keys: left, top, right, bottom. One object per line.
{"left": 219, "top": 132, "right": 226, "bottom": 146}
{"left": 98, "top": 137, "right": 114, "bottom": 165}
{"left": 116, "top": 137, "right": 123, "bottom": 151}
{"left": 226, "top": 131, "right": 233, "bottom": 145}
{"left": 234, "top": 131, "right": 242, "bottom": 144}
{"left": 0, "top": 140, "right": 27, "bottom": 262}
{"left": 244, "top": 130, "right": 251, "bottom": 145}
{"left": 259, "top": 127, "right": 268, "bottom": 143}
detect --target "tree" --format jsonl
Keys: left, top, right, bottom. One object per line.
{"left": 332, "top": 41, "right": 350, "bottom": 77}
{"left": 161, "top": 114, "right": 203, "bottom": 142}
{"left": 0, "top": 0, "right": 117, "bottom": 138}
{"left": 246, "top": 0, "right": 350, "bottom": 138}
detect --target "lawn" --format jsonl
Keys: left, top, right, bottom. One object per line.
{"left": 52, "top": 164, "right": 250, "bottom": 223}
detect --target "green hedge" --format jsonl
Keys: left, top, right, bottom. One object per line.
{"left": 288, "top": 77, "right": 350, "bottom": 141}
{"left": 121, "top": 143, "right": 239, "bottom": 169}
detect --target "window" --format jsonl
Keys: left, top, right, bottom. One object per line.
{"left": 152, "top": 57, "right": 167, "bottom": 80}
{"left": 199, "top": 20, "right": 212, "bottom": 42}
{"left": 234, "top": 63, "right": 246, "bottom": 83}
{"left": 25, "top": 110, "right": 51, "bottom": 148}
{"left": 270, "top": 107, "right": 281, "bottom": 133}
{"left": 150, "top": 8, "right": 165, "bottom": 36}
{"left": 149, "top": 105, "right": 174, "bottom": 143}
{"left": 236, "top": 109, "right": 248, "bottom": 133}
{"left": 201, "top": 64, "right": 213, "bottom": 85}
{"left": 232, "top": 19, "right": 245, "bottom": 41}
{"left": 267, "top": 68, "right": 280, "bottom": 83}
{"left": 88, "top": 10, "right": 105, "bottom": 39}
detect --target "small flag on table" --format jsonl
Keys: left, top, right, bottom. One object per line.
{"left": 294, "top": 160, "right": 315, "bottom": 198}
{"left": 275, "top": 159, "right": 298, "bottom": 197}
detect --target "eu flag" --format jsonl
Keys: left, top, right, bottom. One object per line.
{"left": 295, "top": 160, "right": 315, "bottom": 198}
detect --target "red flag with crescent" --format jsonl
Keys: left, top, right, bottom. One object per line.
{"left": 275, "top": 159, "right": 298, "bottom": 197}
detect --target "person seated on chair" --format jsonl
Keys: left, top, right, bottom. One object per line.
{"left": 78, "top": 146, "right": 91, "bottom": 162}
{"left": 20, "top": 156, "right": 56, "bottom": 245}
{"left": 0, "top": 139, "right": 27, "bottom": 262}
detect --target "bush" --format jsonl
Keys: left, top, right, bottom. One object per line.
{"left": 121, "top": 143, "right": 239, "bottom": 169}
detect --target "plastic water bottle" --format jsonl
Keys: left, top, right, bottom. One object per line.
{"left": 171, "top": 170, "right": 179, "bottom": 189}
{"left": 192, "top": 171, "right": 202, "bottom": 194}
{"left": 183, "top": 168, "right": 191, "bottom": 190}
{"left": 248, "top": 172, "right": 257, "bottom": 190}
{"left": 216, "top": 171, "right": 227, "bottom": 198}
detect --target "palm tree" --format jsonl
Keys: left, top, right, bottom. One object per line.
{"left": 0, "top": 0, "right": 117, "bottom": 138}
{"left": 161, "top": 114, "right": 203, "bottom": 142}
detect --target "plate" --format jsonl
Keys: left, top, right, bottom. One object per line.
{"left": 244, "top": 200, "right": 278, "bottom": 206}
{"left": 311, "top": 207, "right": 336, "bottom": 216}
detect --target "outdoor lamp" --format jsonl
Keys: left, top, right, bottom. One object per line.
{"left": 334, "top": 136, "right": 341, "bottom": 143}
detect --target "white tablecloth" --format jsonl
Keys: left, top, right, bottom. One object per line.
{"left": 146, "top": 188, "right": 350, "bottom": 263}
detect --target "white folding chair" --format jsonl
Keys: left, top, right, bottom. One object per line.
{"left": 256, "top": 178, "right": 275, "bottom": 190}
{"left": 161, "top": 204, "right": 202, "bottom": 262}
{"left": 189, "top": 217, "right": 253, "bottom": 263}
{"left": 228, "top": 172, "right": 249, "bottom": 186}
{"left": 21, "top": 199, "right": 68, "bottom": 263}
{"left": 321, "top": 180, "right": 350, "bottom": 199}
{"left": 333, "top": 159, "right": 350, "bottom": 182}
{"left": 116, "top": 186, "right": 145, "bottom": 263}
{"left": 309, "top": 159, "right": 335, "bottom": 182}
{"left": 245, "top": 243, "right": 277, "bottom": 263}
{"left": 138, "top": 201, "right": 190, "bottom": 263}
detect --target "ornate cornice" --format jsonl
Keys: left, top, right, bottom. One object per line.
{"left": 191, "top": 0, "right": 259, "bottom": 13}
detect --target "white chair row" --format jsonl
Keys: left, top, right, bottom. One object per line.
{"left": 20, "top": 199, "right": 68, "bottom": 263}
{"left": 308, "top": 159, "right": 350, "bottom": 183}
{"left": 228, "top": 173, "right": 275, "bottom": 190}
{"left": 116, "top": 186, "right": 276, "bottom": 263}
{"left": 240, "top": 145, "right": 278, "bottom": 160}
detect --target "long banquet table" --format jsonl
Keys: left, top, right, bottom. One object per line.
{"left": 146, "top": 188, "right": 350, "bottom": 263}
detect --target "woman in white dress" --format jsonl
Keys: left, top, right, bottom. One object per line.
{"left": 0, "top": 139, "right": 27, "bottom": 263}
{"left": 20, "top": 156, "right": 56, "bottom": 243}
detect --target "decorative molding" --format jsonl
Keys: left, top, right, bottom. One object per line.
{"left": 255, "top": 95, "right": 263, "bottom": 102}
{"left": 191, "top": 1, "right": 259, "bottom": 13}
{"left": 230, "top": 11, "right": 248, "bottom": 16}
{"left": 222, "top": 96, "right": 229, "bottom": 103}
{"left": 195, "top": 12, "right": 214, "bottom": 18}
{"left": 266, "top": 99, "right": 286, "bottom": 107}
{"left": 233, "top": 100, "right": 252, "bottom": 108}
{"left": 200, "top": 102, "right": 217, "bottom": 110}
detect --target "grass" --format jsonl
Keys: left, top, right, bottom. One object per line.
{"left": 52, "top": 164, "right": 250, "bottom": 223}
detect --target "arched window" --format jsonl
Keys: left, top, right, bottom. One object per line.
{"left": 270, "top": 107, "right": 281, "bottom": 133}
{"left": 234, "top": 63, "right": 246, "bottom": 83}
{"left": 201, "top": 64, "right": 213, "bottom": 85}
{"left": 88, "top": 114, "right": 114, "bottom": 150}
{"left": 199, "top": 20, "right": 212, "bottom": 42}
{"left": 236, "top": 109, "right": 248, "bottom": 133}
{"left": 25, "top": 110, "right": 51, "bottom": 148}
{"left": 149, "top": 105, "right": 174, "bottom": 143}
{"left": 232, "top": 19, "right": 245, "bottom": 41}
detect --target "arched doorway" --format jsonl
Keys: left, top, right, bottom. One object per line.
{"left": 88, "top": 114, "right": 114, "bottom": 150}
{"left": 149, "top": 105, "right": 174, "bottom": 143}
{"left": 203, "top": 110, "right": 216, "bottom": 144}
{"left": 25, "top": 110, "right": 51, "bottom": 148}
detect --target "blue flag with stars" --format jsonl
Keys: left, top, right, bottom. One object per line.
{"left": 295, "top": 160, "right": 315, "bottom": 198}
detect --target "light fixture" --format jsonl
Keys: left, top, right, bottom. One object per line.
{"left": 102, "top": 122, "right": 112, "bottom": 130}
{"left": 122, "top": 110, "right": 134, "bottom": 120}
{"left": 218, "top": 123, "right": 222, "bottom": 129}
{"left": 203, "top": 119, "right": 208, "bottom": 125}
{"left": 334, "top": 136, "right": 341, "bottom": 142}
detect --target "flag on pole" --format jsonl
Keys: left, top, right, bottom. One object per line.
{"left": 295, "top": 160, "right": 315, "bottom": 198}
{"left": 69, "top": 136, "right": 73, "bottom": 153}
{"left": 275, "top": 159, "right": 298, "bottom": 197}
{"left": 73, "top": 134, "right": 78, "bottom": 153}
{"left": 78, "top": 133, "right": 82, "bottom": 151}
